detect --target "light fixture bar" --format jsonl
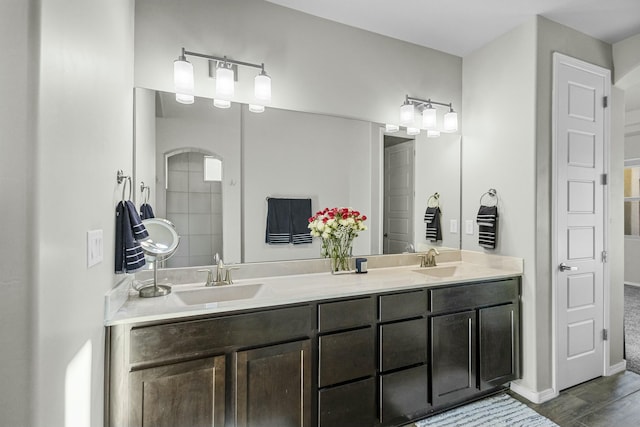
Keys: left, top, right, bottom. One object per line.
{"left": 405, "top": 95, "right": 452, "bottom": 110}
{"left": 182, "top": 48, "right": 265, "bottom": 71}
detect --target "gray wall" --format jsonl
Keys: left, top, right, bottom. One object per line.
{"left": 462, "top": 18, "right": 538, "bottom": 392}
{"left": 0, "top": 1, "right": 35, "bottom": 425}
{"left": 31, "top": 0, "right": 135, "bottom": 426}
{"left": 133, "top": 0, "right": 462, "bottom": 126}
{"left": 462, "top": 15, "right": 624, "bottom": 398}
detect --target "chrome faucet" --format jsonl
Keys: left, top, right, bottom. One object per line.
{"left": 420, "top": 248, "right": 440, "bottom": 267}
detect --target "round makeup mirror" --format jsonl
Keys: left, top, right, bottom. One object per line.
{"left": 138, "top": 218, "right": 180, "bottom": 298}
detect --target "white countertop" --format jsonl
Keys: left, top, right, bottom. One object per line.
{"left": 105, "top": 257, "right": 523, "bottom": 326}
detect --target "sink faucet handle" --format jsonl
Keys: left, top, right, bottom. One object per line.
{"left": 224, "top": 266, "right": 240, "bottom": 285}
{"left": 197, "top": 269, "right": 214, "bottom": 287}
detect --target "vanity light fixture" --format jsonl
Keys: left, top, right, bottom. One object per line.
{"left": 399, "top": 100, "right": 415, "bottom": 126}
{"left": 173, "top": 47, "right": 272, "bottom": 112}
{"left": 173, "top": 53, "right": 194, "bottom": 104}
{"left": 385, "top": 124, "right": 399, "bottom": 133}
{"left": 399, "top": 95, "right": 458, "bottom": 136}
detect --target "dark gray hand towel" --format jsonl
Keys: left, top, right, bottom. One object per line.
{"left": 291, "top": 198, "right": 313, "bottom": 245}
{"left": 265, "top": 198, "right": 312, "bottom": 245}
{"left": 424, "top": 206, "right": 442, "bottom": 242}
{"left": 266, "top": 198, "right": 292, "bottom": 244}
{"left": 476, "top": 205, "right": 498, "bottom": 249}
{"left": 115, "top": 201, "right": 149, "bottom": 273}
{"left": 140, "top": 203, "right": 155, "bottom": 220}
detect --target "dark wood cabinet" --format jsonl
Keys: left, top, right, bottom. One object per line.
{"left": 108, "top": 276, "right": 520, "bottom": 427}
{"left": 479, "top": 303, "right": 519, "bottom": 389}
{"left": 431, "top": 310, "right": 477, "bottom": 407}
{"left": 380, "top": 365, "right": 429, "bottom": 424}
{"left": 379, "top": 318, "right": 428, "bottom": 372}
{"left": 128, "top": 355, "right": 226, "bottom": 427}
{"left": 318, "top": 378, "right": 376, "bottom": 427}
{"left": 236, "top": 340, "right": 311, "bottom": 427}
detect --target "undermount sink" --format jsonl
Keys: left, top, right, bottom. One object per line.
{"left": 175, "top": 283, "right": 265, "bottom": 305}
{"left": 413, "top": 265, "right": 462, "bottom": 278}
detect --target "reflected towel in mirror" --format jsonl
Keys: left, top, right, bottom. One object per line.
{"left": 265, "top": 198, "right": 312, "bottom": 245}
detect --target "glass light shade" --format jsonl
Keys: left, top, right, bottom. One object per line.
{"left": 427, "top": 130, "right": 441, "bottom": 138}
{"left": 422, "top": 107, "right": 437, "bottom": 130}
{"left": 213, "top": 98, "right": 231, "bottom": 109}
{"left": 399, "top": 103, "right": 415, "bottom": 126}
{"left": 443, "top": 111, "right": 458, "bottom": 132}
{"left": 175, "top": 93, "right": 194, "bottom": 104}
{"left": 249, "top": 104, "right": 265, "bottom": 113}
{"left": 215, "top": 66, "right": 235, "bottom": 99}
{"left": 385, "top": 124, "right": 399, "bottom": 133}
{"left": 254, "top": 73, "right": 271, "bottom": 103}
{"left": 173, "top": 58, "right": 194, "bottom": 104}
{"left": 406, "top": 127, "right": 420, "bottom": 136}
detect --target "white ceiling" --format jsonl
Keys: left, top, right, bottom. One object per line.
{"left": 266, "top": 0, "right": 640, "bottom": 57}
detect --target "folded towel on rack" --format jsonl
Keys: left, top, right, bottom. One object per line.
{"left": 476, "top": 205, "right": 498, "bottom": 249}
{"left": 424, "top": 206, "right": 442, "bottom": 242}
{"left": 291, "top": 199, "right": 313, "bottom": 245}
{"left": 265, "top": 198, "right": 313, "bottom": 245}
{"left": 140, "top": 203, "right": 155, "bottom": 220}
{"left": 115, "top": 200, "right": 149, "bottom": 273}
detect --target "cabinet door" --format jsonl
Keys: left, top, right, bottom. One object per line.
{"left": 318, "top": 377, "right": 376, "bottom": 427}
{"left": 236, "top": 340, "right": 311, "bottom": 427}
{"left": 380, "top": 365, "right": 429, "bottom": 425}
{"left": 380, "top": 318, "right": 428, "bottom": 372}
{"left": 129, "top": 355, "right": 225, "bottom": 427}
{"left": 479, "top": 303, "right": 519, "bottom": 389}
{"left": 319, "top": 327, "right": 375, "bottom": 387}
{"left": 431, "top": 311, "right": 476, "bottom": 407}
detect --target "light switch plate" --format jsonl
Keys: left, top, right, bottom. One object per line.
{"left": 449, "top": 219, "right": 458, "bottom": 234}
{"left": 87, "top": 229, "right": 103, "bottom": 268}
{"left": 465, "top": 220, "right": 474, "bottom": 235}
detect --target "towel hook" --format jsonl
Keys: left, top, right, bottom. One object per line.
{"left": 427, "top": 192, "right": 440, "bottom": 208}
{"left": 479, "top": 188, "right": 498, "bottom": 206}
{"left": 140, "top": 182, "right": 151, "bottom": 204}
{"left": 117, "top": 170, "right": 132, "bottom": 202}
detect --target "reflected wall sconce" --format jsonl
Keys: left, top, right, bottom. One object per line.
{"left": 173, "top": 47, "right": 271, "bottom": 112}
{"left": 392, "top": 95, "right": 458, "bottom": 136}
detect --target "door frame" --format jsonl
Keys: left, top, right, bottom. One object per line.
{"left": 551, "top": 52, "right": 611, "bottom": 394}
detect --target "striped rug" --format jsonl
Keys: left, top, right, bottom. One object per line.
{"left": 414, "top": 394, "right": 558, "bottom": 427}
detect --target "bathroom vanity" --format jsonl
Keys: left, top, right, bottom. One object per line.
{"left": 105, "top": 255, "right": 521, "bottom": 427}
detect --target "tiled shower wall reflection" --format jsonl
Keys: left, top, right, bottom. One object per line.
{"left": 165, "top": 152, "right": 223, "bottom": 267}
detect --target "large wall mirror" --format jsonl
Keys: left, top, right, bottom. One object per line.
{"left": 134, "top": 88, "right": 461, "bottom": 267}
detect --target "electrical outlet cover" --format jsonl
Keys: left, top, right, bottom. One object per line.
{"left": 87, "top": 229, "right": 104, "bottom": 268}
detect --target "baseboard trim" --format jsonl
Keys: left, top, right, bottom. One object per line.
{"left": 606, "top": 360, "right": 627, "bottom": 376}
{"left": 509, "top": 381, "right": 557, "bottom": 404}
{"left": 624, "top": 281, "right": 640, "bottom": 287}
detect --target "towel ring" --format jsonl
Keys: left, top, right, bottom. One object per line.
{"left": 140, "top": 182, "right": 151, "bottom": 204}
{"left": 480, "top": 188, "right": 498, "bottom": 207}
{"left": 427, "top": 192, "right": 440, "bottom": 208}
{"left": 120, "top": 175, "right": 132, "bottom": 203}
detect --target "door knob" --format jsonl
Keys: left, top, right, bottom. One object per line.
{"left": 559, "top": 263, "right": 578, "bottom": 272}
{"left": 383, "top": 233, "right": 388, "bottom": 237}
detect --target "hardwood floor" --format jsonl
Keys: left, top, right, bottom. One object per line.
{"left": 511, "top": 371, "right": 640, "bottom": 427}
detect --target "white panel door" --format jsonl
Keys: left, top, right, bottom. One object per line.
{"left": 553, "top": 53, "right": 609, "bottom": 391}
{"left": 384, "top": 141, "right": 414, "bottom": 254}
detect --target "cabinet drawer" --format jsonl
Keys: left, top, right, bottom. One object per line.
{"left": 379, "top": 290, "right": 427, "bottom": 322}
{"left": 129, "top": 305, "right": 312, "bottom": 366}
{"left": 319, "top": 328, "right": 375, "bottom": 387}
{"left": 380, "top": 318, "right": 428, "bottom": 372}
{"left": 318, "top": 297, "right": 374, "bottom": 333}
{"left": 318, "top": 377, "right": 376, "bottom": 427}
{"left": 380, "top": 365, "right": 429, "bottom": 424}
{"left": 429, "top": 278, "right": 519, "bottom": 313}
